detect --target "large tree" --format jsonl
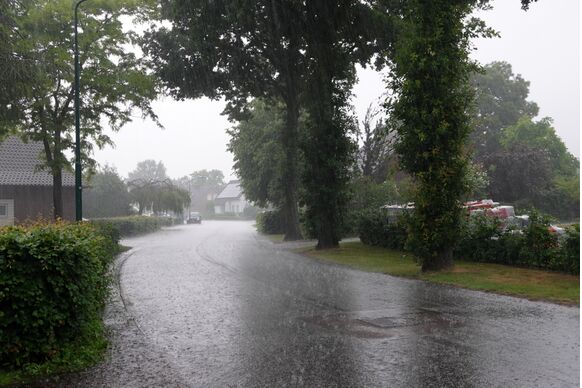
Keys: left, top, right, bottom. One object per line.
{"left": 470, "top": 61, "right": 539, "bottom": 159}
{"left": 488, "top": 116, "right": 579, "bottom": 219}
{"left": 301, "top": 0, "right": 379, "bottom": 249}
{"left": 388, "top": 0, "right": 494, "bottom": 271}
{"left": 7, "top": 0, "right": 158, "bottom": 219}
{"left": 143, "top": 0, "right": 307, "bottom": 240}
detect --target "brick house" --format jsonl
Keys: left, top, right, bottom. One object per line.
{"left": 0, "top": 136, "right": 75, "bottom": 225}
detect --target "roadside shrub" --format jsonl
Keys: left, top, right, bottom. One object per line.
{"left": 89, "top": 216, "right": 174, "bottom": 238}
{"left": 497, "top": 232, "right": 524, "bottom": 266}
{"left": 519, "top": 211, "right": 559, "bottom": 269}
{"left": 455, "top": 215, "right": 502, "bottom": 263}
{"left": 455, "top": 211, "right": 578, "bottom": 274}
{"left": 358, "top": 211, "right": 407, "bottom": 250}
{"left": 256, "top": 210, "right": 285, "bottom": 235}
{"left": 0, "top": 222, "right": 116, "bottom": 368}
{"left": 553, "top": 224, "right": 579, "bottom": 274}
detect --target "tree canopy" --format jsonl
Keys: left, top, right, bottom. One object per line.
{"left": 128, "top": 160, "right": 190, "bottom": 216}
{"left": 470, "top": 61, "right": 539, "bottom": 158}
{"left": 143, "top": 0, "right": 315, "bottom": 240}
{"left": 4, "top": 0, "right": 159, "bottom": 218}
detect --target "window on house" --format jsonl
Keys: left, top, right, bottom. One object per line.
{"left": 0, "top": 204, "right": 6, "bottom": 217}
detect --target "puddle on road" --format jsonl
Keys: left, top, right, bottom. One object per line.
{"left": 301, "top": 309, "right": 462, "bottom": 339}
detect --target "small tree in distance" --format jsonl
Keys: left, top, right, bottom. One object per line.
{"left": 83, "top": 166, "right": 131, "bottom": 218}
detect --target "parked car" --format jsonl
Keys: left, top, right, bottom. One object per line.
{"left": 187, "top": 212, "right": 202, "bottom": 224}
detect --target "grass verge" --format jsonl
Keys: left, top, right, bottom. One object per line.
{"left": 0, "top": 319, "right": 107, "bottom": 386}
{"left": 264, "top": 234, "right": 285, "bottom": 243}
{"left": 299, "top": 241, "right": 579, "bottom": 305}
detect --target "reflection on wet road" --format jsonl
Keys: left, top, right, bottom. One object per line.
{"left": 73, "top": 221, "right": 580, "bottom": 387}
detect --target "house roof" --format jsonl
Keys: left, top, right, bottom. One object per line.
{"left": 0, "top": 136, "right": 75, "bottom": 186}
{"left": 216, "top": 180, "right": 243, "bottom": 200}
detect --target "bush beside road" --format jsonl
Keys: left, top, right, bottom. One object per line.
{"left": 0, "top": 222, "right": 119, "bottom": 385}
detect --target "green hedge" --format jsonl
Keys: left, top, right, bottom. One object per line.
{"left": 455, "top": 213, "right": 579, "bottom": 274}
{"left": 358, "top": 210, "right": 579, "bottom": 274}
{"left": 89, "top": 216, "right": 174, "bottom": 238}
{"left": 0, "top": 222, "right": 117, "bottom": 368}
{"left": 357, "top": 211, "right": 407, "bottom": 250}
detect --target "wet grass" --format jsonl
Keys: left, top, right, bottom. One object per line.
{"left": 264, "top": 234, "right": 286, "bottom": 243}
{"left": 300, "top": 241, "right": 580, "bottom": 305}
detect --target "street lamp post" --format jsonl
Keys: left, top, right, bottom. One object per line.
{"left": 74, "top": 0, "right": 89, "bottom": 222}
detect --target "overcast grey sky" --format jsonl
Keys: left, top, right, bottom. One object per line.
{"left": 94, "top": 0, "right": 580, "bottom": 180}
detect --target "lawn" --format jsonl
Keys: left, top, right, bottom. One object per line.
{"left": 264, "top": 234, "right": 286, "bottom": 243}
{"left": 299, "top": 241, "right": 580, "bottom": 305}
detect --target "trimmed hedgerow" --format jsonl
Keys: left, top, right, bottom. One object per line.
{"left": 89, "top": 215, "right": 174, "bottom": 238}
{"left": 0, "top": 222, "right": 116, "bottom": 368}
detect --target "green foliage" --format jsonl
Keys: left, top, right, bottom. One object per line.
{"left": 357, "top": 211, "right": 407, "bottom": 250}
{"left": 518, "top": 212, "right": 559, "bottom": 269}
{"left": 143, "top": 0, "right": 309, "bottom": 240}
{"left": 454, "top": 213, "right": 579, "bottom": 274}
{"left": 501, "top": 116, "right": 578, "bottom": 177}
{"left": 128, "top": 160, "right": 190, "bottom": 216}
{"left": 256, "top": 211, "right": 286, "bottom": 235}
{"left": 390, "top": 0, "right": 483, "bottom": 270}
{"left": 470, "top": 61, "right": 539, "bottom": 158}
{"left": 343, "top": 177, "right": 404, "bottom": 236}
{"left": 301, "top": 1, "right": 366, "bottom": 249}
{"left": 83, "top": 166, "right": 131, "bottom": 218}
{"left": 4, "top": 0, "right": 158, "bottom": 217}
{"left": 455, "top": 215, "right": 502, "bottom": 263}
{"left": 483, "top": 116, "right": 580, "bottom": 220}
{"left": 359, "top": 208, "right": 579, "bottom": 275}
{"left": 89, "top": 216, "right": 174, "bottom": 238}
{"left": 484, "top": 142, "right": 553, "bottom": 203}
{"left": 227, "top": 100, "right": 289, "bottom": 209}
{"left": 464, "top": 161, "right": 490, "bottom": 200}
{"left": 0, "top": 222, "right": 116, "bottom": 368}
{"left": 556, "top": 225, "right": 580, "bottom": 275}
{"left": 0, "top": 0, "right": 35, "bottom": 134}
{"left": 472, "top": 63, "right": 579, "bottom": 221}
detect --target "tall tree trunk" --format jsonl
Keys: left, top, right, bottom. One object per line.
{"left": 421, "top": 248, "right": 454, "bottom": 272}
{"left": 273, "top": 16, "right": 302, "bottom": 241}
{"left": 281, "top": 88, "right": 302, "bottom": 241}
{"left": 42, "top": 129, "right": 64, "bottom": 220}
{"left": 52, "top": 168, "right": 63, "bottom": 220}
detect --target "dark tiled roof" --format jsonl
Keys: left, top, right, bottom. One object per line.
{"left": 0, "top": 136, "right": 75, "bottom": 186}
{"left": 216, "top": 180, "right": 243, "bottom": 199}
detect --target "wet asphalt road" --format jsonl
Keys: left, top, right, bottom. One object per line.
{"left": 60, "top": 221, "right": 578, "bottom": 387}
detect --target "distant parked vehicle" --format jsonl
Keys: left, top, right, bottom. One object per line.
{"left": 187, "top": 212, "right": 202, "bottom": 224}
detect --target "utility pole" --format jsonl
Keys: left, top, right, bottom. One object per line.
{"left": 74, "top": 0, "right": 89, "bottom": 221}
